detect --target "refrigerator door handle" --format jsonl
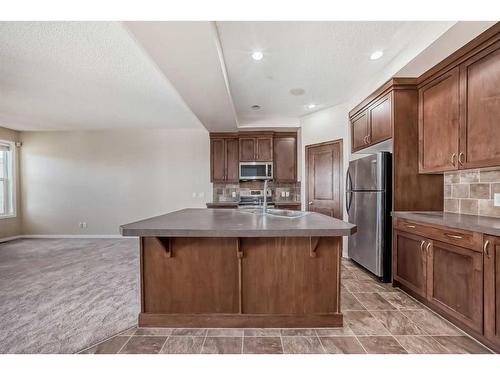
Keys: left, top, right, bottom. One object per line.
{"left": 346, "top": 191, "right": 353, "bottom": 214}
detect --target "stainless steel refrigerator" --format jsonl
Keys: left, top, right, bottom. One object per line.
{"left": 346, "top": 152, "right": 392, "bottom": 282}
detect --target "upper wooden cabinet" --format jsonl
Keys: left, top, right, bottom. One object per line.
{"left": 484, "top": 235, "right": 500, "bottom": 352}
{"left": 459, "top": 40, "right": 500, "bottom": 169}
{"left": 210, "top": 134, "right": 239, "bottom": 183}
{"left": 350, "top": 92, "right": 392, "bottom": 152}
{"left": 418, "top": 24, "right": 500, "bottom": 173}
{"left": 239, "top": 135, "right": 273, "bottom": 161}
{"left": 210, "top": 131, "right": 298, "bottom": 183}
{"left": 273, "top": 133, "right": 297, "bottom": 182}
{"left": 418, "top": 68, "right": 460, "bottom": 173}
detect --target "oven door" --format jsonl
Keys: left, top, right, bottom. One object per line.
{"left": 239, "top": 162, "right": 272, "bottom": 180}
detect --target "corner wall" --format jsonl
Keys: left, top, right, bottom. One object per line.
{"left": 20, "top": 128, "right": 211, "bottom": 235}
{"left": 0, "top": 126, "right": 22, "bottom": 239}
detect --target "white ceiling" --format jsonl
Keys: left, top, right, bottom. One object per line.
{"left": 0, "top": 21, "right": 493, "bottom": 133}
{"left": 215, "top": 21, "right": 455, "bottom": 127}
{"left": 0, "top": 22, "right": 203, "bottom": 131}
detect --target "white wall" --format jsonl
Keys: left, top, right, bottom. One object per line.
{"left": 20, "top": 128, "right": 211, "bottom": 235}
{"left": 0, "top": 126, "right": 22, "bottom": 239}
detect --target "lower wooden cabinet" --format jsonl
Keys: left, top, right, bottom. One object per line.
{"left": 484, "top": 235, "right": 500, "bottom": 352}
{"left": 393, "top": 231, "right": 427, "bottom": 298}
{"left": 426, "top": 240, "right": 483, "bottom": 334}
{"left": 394, "top": 222, "right": 498, "bottom": 349}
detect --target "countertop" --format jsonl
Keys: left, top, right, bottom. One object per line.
{"left": 121, "top": 208, "right": 356, "bottom": 237}
{"left": 392, "top": 211, "right": 500, "bottom": 237}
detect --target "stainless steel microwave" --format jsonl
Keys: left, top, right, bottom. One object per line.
{"left": 239, "top": 162, "right": 273, "bottom": 180}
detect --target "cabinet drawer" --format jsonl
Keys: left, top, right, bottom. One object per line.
{"left": 396, "top": 219, "right": 482, "bottom": 251}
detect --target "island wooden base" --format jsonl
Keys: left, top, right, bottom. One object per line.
{"left": 139, "top": 313, "right": 343, "bottom": 328}
{"left": 139, "top": 236, "right": 342, "bottom": 328}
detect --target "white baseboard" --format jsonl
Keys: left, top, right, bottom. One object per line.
{"left": 0, "top": 235, "right": 23, "bottom": 243}
{"left": 0, "top": 234, "right": 133, "bottom": 243}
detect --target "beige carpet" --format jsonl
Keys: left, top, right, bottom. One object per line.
{"left": 0, "top": 238, "right": 139, "bottom": 353}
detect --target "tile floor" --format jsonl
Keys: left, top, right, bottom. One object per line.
{"left": 79, "top": 258, "right": 494, "bottom": 354}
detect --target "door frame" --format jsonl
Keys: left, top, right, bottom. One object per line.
{"left": 305, "top": 139, "right": 344, "bottom": 219}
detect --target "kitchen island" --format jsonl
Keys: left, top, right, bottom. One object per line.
{"left": 120, "top": 208, "right": 356, "bottom": 328}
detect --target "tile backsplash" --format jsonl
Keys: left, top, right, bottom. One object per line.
{"left": 213, "top": 181, "right": 301, "bottom": 203}
{"left": 444, "top": 168, "right": 500, "bottom": 218}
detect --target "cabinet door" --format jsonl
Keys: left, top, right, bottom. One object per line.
{"left": 256, "top": 137, "right": 273, "bottom": 161}
{"left": 484, "top": 236, "right": 500, "bottom": 351}
{"left": 239, "top": 137, "right": 256, "bottom": 161}
{"left": 418, "top": 67, "right": 460, "bottom": 173}
{"left": 393, "top": 230, "right": 427, "bottom": 298}
{"left": 351, "top": 110, "right": 369, "bottom": 151}
{"left": 459, "top": 41, "right": 500, "bottom": 169}
{"left": 369, "top": 92, "right": 392, "bottom": 145}
{"left": 225, "top": 138, "right": 239, "bottom": 182}
{"left": 427, "top": 240, "right": 483, "bottom": 334}
{"left": 210, "top": 138, "right": 226, "bottom": 182}
{"left": 273, "top": 136, "right": 296, "bottom": 182}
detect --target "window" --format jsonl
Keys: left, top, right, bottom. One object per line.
{"left": 0, "top": 141, "right": 15, "bottom": 218}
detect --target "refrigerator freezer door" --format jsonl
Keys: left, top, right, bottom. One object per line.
{"left": 347, "top": 191, "right": 385, "bottom": 277}
{"left": 347, "top": 153, "right": 386, "bottom": 191}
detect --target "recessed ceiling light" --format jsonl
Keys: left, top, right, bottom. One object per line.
{"left": 370, "top": 51, "right": 384, "bottom": 60}
{"left": 252, "top": 51, "right": 264, "bottom": 61}
{"left": 307, "top": 104, "right": 316, "bottom": 109}
{"left": 290, "top": 88, "right": 305, "bottom": 96}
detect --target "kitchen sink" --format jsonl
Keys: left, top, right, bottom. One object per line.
{"left": 239, "top": 208, "right": 309, "bottom": 218}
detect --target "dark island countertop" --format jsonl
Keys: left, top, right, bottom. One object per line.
{"left": 121, "top": 208, "right": 357, "bottom": 237}
{"left": 392, "top": 211, "right": 500, "bottom": 237}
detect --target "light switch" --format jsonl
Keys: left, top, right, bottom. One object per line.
{"left": 494, "top": 193, "right": 500, "bottom": 207}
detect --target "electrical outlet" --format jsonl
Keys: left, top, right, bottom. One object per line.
{"left": 199, "top": 192, "right": 205, "bottom": 198}
{"left": 494, "top": 193, "right": 500, "bottom": 207}
{"left": 192, "top": 192, "right": 197, "bottom": 198}
{"left": 281, "top": 191, "right": 286, "bottom": 198}
{"left": 79, "top": 222, "right": 87, "bottom": 229}
{"left": 285, "top": 191, "right": 290, "bottom": 198}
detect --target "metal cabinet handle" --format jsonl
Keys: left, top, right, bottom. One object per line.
{"left": 458, "top": 152, "right": 465, "bottom": 166}
{"left": 445, "top": 233, "right": 463, "bottom": 239}
{"left": 425, "top": 242, "right": 431, "bottom": 254}
{"left": 450, "top": 153, "right": 457, "bottom": 166}
{"left": 484, "top": 240, "right": 490, "bottom": 257}
{"left": 420, "top": 240, "right": 426, "bottom": 252}
{"left": 308, "top": 201, "right": 313, "bottom": 205}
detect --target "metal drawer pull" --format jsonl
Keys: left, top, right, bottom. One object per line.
{"left": 445, "top": 233, "right": 463, "bottom": 239}
{"left": 458, "top": 152, "right": 465, "bottom": 166}
{"left": 406, "top": 224, "right": 416, "bottom": 229}
{"left": 483, "top": 240, "right": 490, "bottom": 257}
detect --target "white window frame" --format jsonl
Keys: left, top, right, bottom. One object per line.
{"left": 0, "top": 140, "right": 16, "bottom": 219}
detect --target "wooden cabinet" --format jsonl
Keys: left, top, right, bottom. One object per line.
{"left": 239, "top": 135, "right": 273, "bottom": 161}
{"left": 484, "top": 235, "right": 500, "bottom": 352}
{"left": 459, "top": 40, "right": 500, "bottom": 169}
{"left": 418, "top": 25, "right": 500, "bottom": 173}
{"left": 426, "top": 239, "right": 483, "bottom": 334}
{"left": 350, "top": 92, "right": 392, "bottom": 152}
{"left": 368, "top": 93, "right": 392, "bottom": 144}
{"left": 393, "top": 230, "right": 428, "bottom": 299}
{"left": 210, "top": 135, "right": 239, "bottom": 183}
{"left": 273, "top": 134, "right": 297, "bottom": 182}
{"left": 351, "top": 110, "right": 369, "bottom": 151}
{"left": 394, "top": 219, "right": 484, "bottom": 333}
{"left": 418, "top": 68, "right": 460, "bottom": 173}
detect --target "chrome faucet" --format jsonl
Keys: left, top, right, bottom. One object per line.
{"left": 262, "top": 179, "right": 269, "bottom": 214}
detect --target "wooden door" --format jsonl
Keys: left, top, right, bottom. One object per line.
{"left": 418, "top": 67, "right": 460, "bottom": 173}
{"left": 484, "top": 235, "right": 500, "bottom": 351}
{"left": 393, "top": 230, "right": 428, "bottom": 298}
{"left": 459, "top": 40, "right": 500, "bottom": 169}
{"left": 210, "top": 138, "right": 225, "bottom": 182}
{"left": 225, "top": 138, "right": 239, "bottom": 182}
{"left": 256, "top": 137, "right": 273, "bottom": 161}
{"left": 369, "top": 92, "right": 392, "bottom": 145}
{"left": 273, "top": 135, "right": 297, "bottom": 182}
{"left": 306, "top": 140, "right": 342, "bottom": 219}
{"left": 239, "top": 137, "right": 256, "bottom": 161}
{"left": 351, "top": 110, "right": 369, "bottom": 151}
{"left": 426, "top": 240, "right": 483, "bottom": 334}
